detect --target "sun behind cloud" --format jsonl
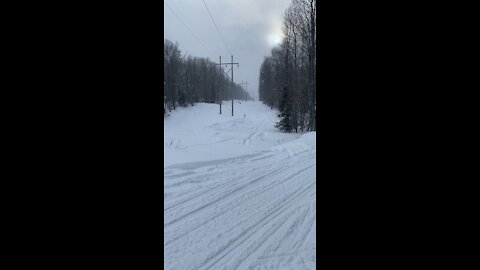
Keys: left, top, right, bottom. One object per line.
{"left": 267, "top": 30, "right": 283, "bottom": 47}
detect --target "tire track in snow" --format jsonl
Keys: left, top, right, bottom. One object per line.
{"left": 165, "top": 150, "right": 312, "bottom": 201}
{"left": 164, "top": 167, "right": 258, "bottom": 215}
{"left": 164, "top": 168, "right": 314, "bottom": 249}
{"left": 196, "top": 181, "right": 315, "bottom": 270}
{"left": 229, "top": 209, "right": 296, "bottom": 270}
{"left": 164, "top": 158, "right": 315, "bottom": 244}
{"left": 164, "top": 165, "right": 298, "bottom": 243}
{"left": 164, "top": 162, "right": 314, "bottom": 234}
{"left": 241, "top": 192, "right": 316, "bottom": 269}
{"left": 164, "top": 151, "right": 296, "bottom": 216}
{"left": 164, "top": 102, "right": 316, "bottom": 270}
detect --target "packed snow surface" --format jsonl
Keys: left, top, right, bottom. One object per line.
{"left": 164, "top": 101, "right": 316, "bottom": 269}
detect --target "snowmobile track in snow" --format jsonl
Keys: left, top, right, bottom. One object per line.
{"left": 164, "top": 101, "right": 316, "bottom": 270}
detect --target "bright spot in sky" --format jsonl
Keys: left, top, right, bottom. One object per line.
{"left": 267, "top": 31, "right": 283, "bottom": 46}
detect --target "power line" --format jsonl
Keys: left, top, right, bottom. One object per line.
{"left": 237, "top": 64, "right": 245, "bottom": 80}
{"left": 169, "top": 1, "right": 204, "bottom": 42}
{"left": 165, "top": 2, "right": 214, "bottom": 56}
{"left": 200, "top": 0, "right": 232, "bottom": 56}
{"left": 238, "top": 66, "right": 257, "bottom": 100}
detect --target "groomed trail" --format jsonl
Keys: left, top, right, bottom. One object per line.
{"left": 164, "top": 101, "right": 316, "bottom": 270}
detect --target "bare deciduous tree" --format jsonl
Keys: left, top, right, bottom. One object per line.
{"left": 259, "top": 0, "right": 316, "bottom": 132}
{"left": 164, "top": 39, "right": 251, "bottom": 116}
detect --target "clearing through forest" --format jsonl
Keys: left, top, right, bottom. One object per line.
{"left": 164, "top": 100, "right": 316, "bottom": 269}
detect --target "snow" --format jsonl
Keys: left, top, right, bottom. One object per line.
{"left": 164, "top": 101, "right": 316, "bottom": 269}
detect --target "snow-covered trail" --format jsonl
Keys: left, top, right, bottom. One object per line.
{"left": 164, "top": 101, "right": 316, "bottom": 269}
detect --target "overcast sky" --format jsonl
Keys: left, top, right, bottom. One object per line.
{"left": 164, "top": 0, "right": 292, "bottom": 100}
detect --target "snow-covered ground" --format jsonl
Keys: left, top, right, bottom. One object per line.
{"left": 164, "top": 101, "right": 316, "bottom": 270}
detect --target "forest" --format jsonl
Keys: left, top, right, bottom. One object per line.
{"left": 258, "top": 0, "right": 316, "bottom": 132}
{"left": 164, "top": 40, "right": 251, "bottom": 115}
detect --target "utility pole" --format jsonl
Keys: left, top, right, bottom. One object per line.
{"left": 215, "top": 55, "right": 239, "bottom": 116}
{"left": 240, "top": 82, "right": 244, "bottom": 100}
{"left": 241, "top": 81, "right": 249, "bottom": 100}
{"left": 219, "top": 56, "right": 222, "bottom": 114}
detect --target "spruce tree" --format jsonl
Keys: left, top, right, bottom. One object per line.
{"left": 178, "top": 91, "right": 187, "bottom": 107}
{"left": 275, "top": 87, "right": 292, "bottom": 132}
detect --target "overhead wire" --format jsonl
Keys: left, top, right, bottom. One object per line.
{"left": 233, "top": 64, "right": 251, "bottom": 100}
{"left": 165, "top": 2, "right": 215, "bottom": 57}
{"left": 200, "top": 0, "right": 232, "bottom": 57}
{"left": 200, "top": 0, "right": 249, "bottom": 90}
{"left": 197, "top": 1, "right": 253, "bottom": 88}
{"left": 167, "top": 0, "right": 247, "bottom": 90}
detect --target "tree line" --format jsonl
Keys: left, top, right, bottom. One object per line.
{"left": 164, "top": 39, "right": 251, "bottom": 115}
{"left": 259, "top": 0, "right": 316, "bottom": 132}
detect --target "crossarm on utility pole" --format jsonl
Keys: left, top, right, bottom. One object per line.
{"left": 214, "top": 55, "right": 239, "bottom": 116}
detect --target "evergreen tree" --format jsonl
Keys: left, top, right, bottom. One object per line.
{"left": 275, "top": 87, "right": 292, "bottom": 132}
{"left": 178, "top": 91, "right": 187, "bottom": 107}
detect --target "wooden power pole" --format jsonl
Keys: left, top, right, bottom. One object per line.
{"left": 219, "top": 56, "right": 222, "bottom": 114}
{"left": 241, "top": 81, "right": 249, "bottom": 100}
{"left": 215, "top": 55, "right": 239, "bottom": 116}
